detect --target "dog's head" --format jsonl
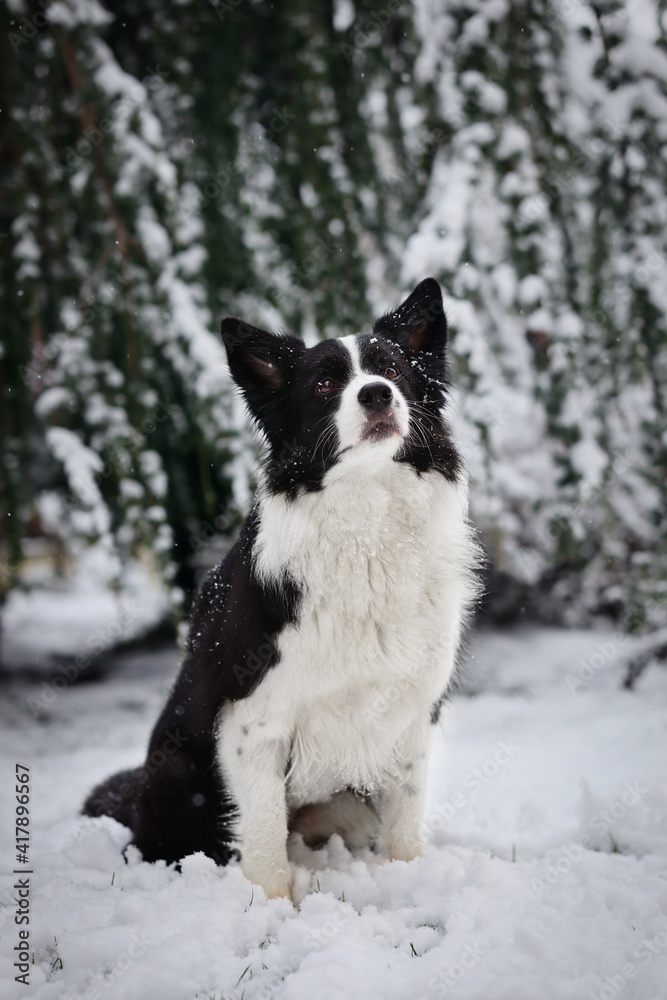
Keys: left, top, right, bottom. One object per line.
{"left": 220, "top": 278, "right": 461, "bottom": 494}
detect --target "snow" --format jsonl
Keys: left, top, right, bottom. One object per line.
{"left": 570, "top": 438, "right": 609, "bottom": 492}
{"left": 1, "top": 627, "right": 666, "bottom": 999}
{"left": 5, "top": 0, "right": 667, "bottom": 988}
{"left": 46, "top": 0, "right": 112, "bottom": 28}
{"left": 399, "top": 0, "right": 667, "bottom": 616}
{"left": 333, "top": 0, "right": 355, "bottom": 33}
{"left": 0, "top": 553, "right": 171, "bottom": 673}
{"left": 45, "top": 427, "right": 110, "bottom": 538}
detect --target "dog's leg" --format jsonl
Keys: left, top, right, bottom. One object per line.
{"left": 381, "top": 717, "right": 432, "bottom": 862}
{"left": 217, "top": 711, "right": 292, "bottom": 900}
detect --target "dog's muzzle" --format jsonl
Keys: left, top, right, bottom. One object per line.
{"left": 357, "top": 382, "right": 401, "bottom": 442}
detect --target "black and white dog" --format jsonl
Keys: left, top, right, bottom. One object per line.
{"left": 84, "top": 278, "right": 479, "bottom": 900}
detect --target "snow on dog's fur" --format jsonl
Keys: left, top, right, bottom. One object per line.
{"left": 84, "top": 278, "right": 480, "bottom": 900}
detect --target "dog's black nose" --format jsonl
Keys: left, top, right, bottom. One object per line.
{"left": 358, "top": 381, "right": 393, "bottom": 412}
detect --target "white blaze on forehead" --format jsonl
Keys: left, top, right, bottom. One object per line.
{"left": 337, "top": 333, "right": 363, "bottom": 377}
{"left": 333, "top": 333, "right": 410, "bottom": 464}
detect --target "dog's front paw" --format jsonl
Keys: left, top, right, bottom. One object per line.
{"left": 243, "top": 856, "right": 293, "bottom": 903}
{"left": 387, "top": 839, "right": 425, "bottom": 863}
{"left": 263, "top": 876, "right": 293, "bottom": 902}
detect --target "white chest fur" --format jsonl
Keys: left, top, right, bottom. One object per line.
{"left": 218, "top": 463, "right": 477, "bottom": 807}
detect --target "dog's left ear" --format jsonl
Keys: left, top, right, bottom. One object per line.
{"left": 373, "top": 278, "right": 447, "bottom": 356}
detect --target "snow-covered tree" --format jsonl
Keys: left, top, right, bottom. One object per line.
{"left": 1, "top": 0, "right": 665, "bottom": 631}
{"left": 0, "top": 0, "right": 417, "bottom": 606}
{"left": 403, "top": 0, "right": 667, "bottom": 628}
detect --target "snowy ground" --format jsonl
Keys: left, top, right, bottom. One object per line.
{"left": 0, "top": 551, "right": 170, "bottom": 674}
{"left": 1, "top": 626, "right": 666, "bottom": 1000}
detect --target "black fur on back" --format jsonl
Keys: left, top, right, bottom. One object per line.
{"left": 84, "top": 512, "right": 301, "bottom": 864}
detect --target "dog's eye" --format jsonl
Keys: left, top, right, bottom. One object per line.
{"left": 384, "top": 366, "right": 398, "bottom": 380}
{"left": 317, "top": 378, "right": 336, "bottom": 394}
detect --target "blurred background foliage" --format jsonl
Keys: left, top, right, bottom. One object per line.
{"left": 1, "top": 0, "right": 666, "bottom": 656}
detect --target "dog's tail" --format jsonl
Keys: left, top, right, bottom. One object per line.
{"left": 82, "top": 767, "right": 143, "bottom": 830}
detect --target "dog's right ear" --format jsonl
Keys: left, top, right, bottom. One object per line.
{"left": 220, "top": 318, "right": 304, "bottom": 423}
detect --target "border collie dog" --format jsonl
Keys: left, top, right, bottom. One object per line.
{"left": 84, "top": 278, "right": 479, "bottom": 900}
